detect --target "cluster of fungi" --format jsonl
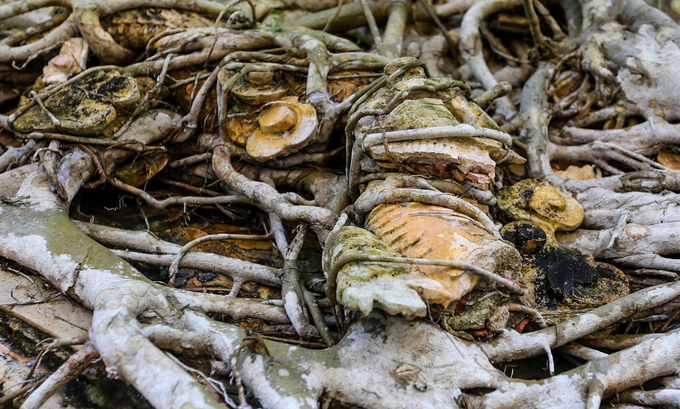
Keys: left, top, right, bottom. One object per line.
{"left": 0, "top": 0, "right": 680, "bottom": 408}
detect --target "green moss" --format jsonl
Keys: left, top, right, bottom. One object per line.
{"left": 384, "top": 98, "right": 457, "bottom": 132}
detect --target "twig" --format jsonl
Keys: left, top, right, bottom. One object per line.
{"left": 154, "top": 177, "right": 222, "bottom": 197}
{"left": 20, "top": 343, "right": 99, "bottom": 409}
{"left": 165, "top": 352, "right": 237, "bottom": 408}
{"left": 109, "top": 177, "right": 248, "bottom": 209}
{"left": 618, "top": 388, "right": 680, "bottom": 406}
{"left": 0, "top": 139, "right": 36, "bottom": 172}
{"left": 29, "top": 91, "right": 62, "bottom": 131}
{"left": 168, "top": 232, "right": 273, "bottom": 287}
{"left": 12, "top": 41, "right": 66, "bottom": 71}
{"left": 482, "top": 279, "right": 680, "bottom": 363}
{"left": 231, "top": 336, "right": 269, "bottom": 408}
{"left": 593, "top": 140, "right": 669, "bottom": 170}
{"left": 585, "top": 376, "right": 605, "bottom": 409}
{"left": 303, "top": 287, "right": 335, "bottom": 346}
{"left": 111, "top": 249, "right": 283, "bottom": 288}
{"left": 532, "top": 0, "right": 566, "bottom": 40}
{"left": 6, "top": 268, "right": 37, "bottom": 289}
{"left": 580, "top": 332, "right": 670, "bottom": 350}
{"left": 506, "top": 302, "right": 547, "bottom": 328}
{"left": 41, "top": 141, "right": 61, "bottom": 198}
{"left": 323, "top": 0, "right": 344, "bottom": 32}
{"left": 359, "top": 0, "right": 386, "bottom": 55}
{"left": 144, "top": 28, "right": 185, "bottom": 59}
{"left": 267, "top": 213, "right": 288, "bottom": 256}
{"left": 112, "top": 53, "right": 175, "bottom": 140}
{"left": 25, "top": 336, "right": 89, "bottom": 382}
{"left": 629, "top": 269, "right": 678, "bottom": 280}
{"left": 543, "top": 343, "right": 555, "bottom": 376}
{"left": 281, "top": 226, "right": 319, "bottom": 339}
{"left": 474, "top": 82, "right": 513, "bottom": 109}
{"left": 561, "top": 343, "right": 609, "bottom": 361}
{"left": 206, "top": 1, "right": 239, "bottom": 67}
{"left": 361, "top": 124, "right": 512, "bottom": 148}
{"left": 74, "top": 221, "right": 281, "bottom": 286}
{"left": 480, "top": 23, "right": 528, "bottom": 65}
{"left": 415, "top": 0, "right": 458, "bottom": 60}
{"left": 168, "top": 72, "right": 211, "bottom": 90}
{"left": 459, "top": 0, "right": 520, "bottom": 120}
{"left": 172, "top": 291, "right": 290, "bottom": 323}
{"left": 228, "top": 278, "right": 244, "bottom": 298}
{"left": 523, "top": 0, "right": 549, "bottom": 49}
{"left": 78, "top": 144, "right": 106, "bottom": 189}
{"left": 177, "top": 64, "right": 221, "bottom": 142}
{"left": 217, "top": 64, "right": 254, "bottom": 141}
{"left": 264, "top": 147, "right": 343, "bottom": 167}
{"left": 1, "top": 291, "right": 63, "bottom": 307}
{"left": 259, "top": 335, "right": 326, "bottom": 348}
{"left": 382, "top": 0, "right": 409, "bottom": 59}
{"left": 27, "top": 132, "right": 144, "bottom": 150}
{"left": 1, "top": 11, "right": 70, "bottom": 47}
{"left": 170, "top": 152, "right": 213, "bottom": 168}
{"left": 326, "top": 254, "right": 527, "bottom": 306}
{"left": 0, "top": 381, "right": 41, "bottom": 408}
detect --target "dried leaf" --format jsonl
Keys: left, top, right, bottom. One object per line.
{"left": 657, "top": 150, "right": 680, "bottom": 170}
{"left": 553, "top": 164, "right": 597, "bottom": 180}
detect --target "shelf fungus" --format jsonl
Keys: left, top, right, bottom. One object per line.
{"left": 327, "top": 58, "right": 527, "bottom": 322}
{"left": 244, "top": 97, "right": 318, "bottom": 162}
{"left": 229, "top": 71, "right": 289, "bottom": 106}
{"left": 360, "top": 97, "right": 524, "bottom": 184}
{"left": 352, "top": 58, "right": 524, "bottom": 189}
{"left": 327, "top": 226, "right": 446, "bottom": 319}
{"left": 326, "top": 187, "right": 526, "bottom": 321}
{"left": 101, "top": 8, "right": 212, "bottom": 52}
{"left": 498, "top": 179, "right": 629, "bottom": 313}
{"left": 13, "top": 70, "right": 140, "bottom": 137}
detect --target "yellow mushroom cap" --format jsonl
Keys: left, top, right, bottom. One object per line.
{"left": 258, "top": 104, "right": 297, "bottom": 133}
{"left": 497, "top": 179, "right": 584, "bottom": 233}
{"left": 246, "top": 97, "right": 318, "bottom": 162}
{"left": 528, "top": 185, "right": 584, "bottom": 231}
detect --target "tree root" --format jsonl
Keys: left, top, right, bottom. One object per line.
{"left": 74, "top": 221, "right": 282, "bottom": 286}
{"left": 20, "top": 342, "right": 99, "bottom": 409}
{"left": 281, "top": 225, "right": 328, "bottom": 341}
{"left": 212, "top": 143, "right": 339, "bottom": 238}
{"left": 459, "top": 0, "right": 521, "bottom": 121}
{"left": 2, "top": 160, "right": 679, "bottom": 408}
{"left": 0, "top": 0, "right": 241, "bottom": 65}
{"left": 2, "top": 1, "right": 680, "bottom": 407}
{"left": 480, "top": 278, "right": 680, "bottom": 362}
{"left": 0, "top": 165, "right": 301, "bottom": 408}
